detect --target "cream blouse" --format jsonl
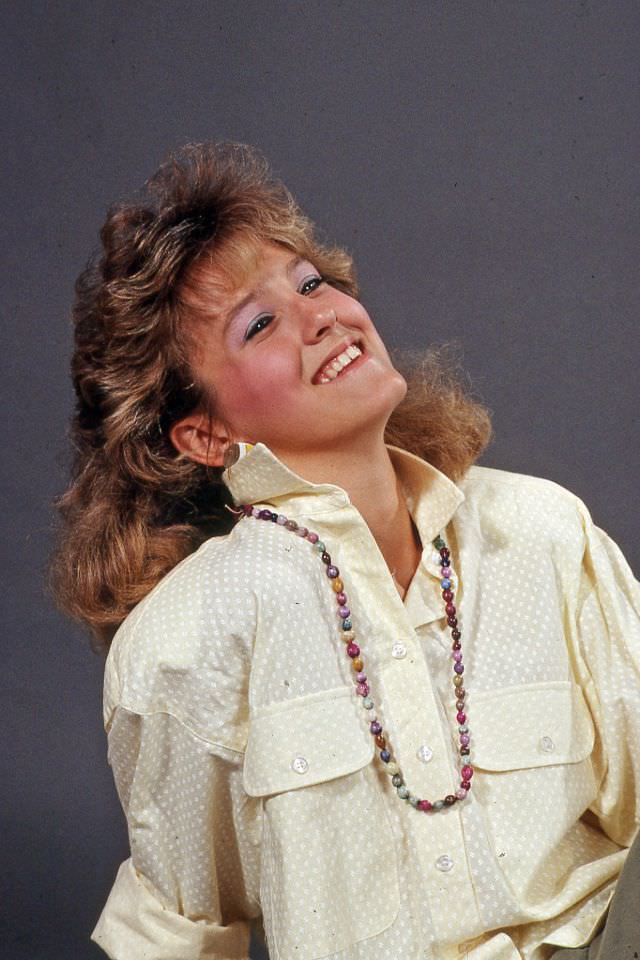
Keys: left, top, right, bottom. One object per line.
{"left": 92, "top": 443, "right": 640, "bottom": 960}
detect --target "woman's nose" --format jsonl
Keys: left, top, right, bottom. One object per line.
{"left": 302, "top": 304, "right": 338, "bottom": 342}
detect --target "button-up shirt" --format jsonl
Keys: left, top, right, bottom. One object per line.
{"left": 91, "top": 443, "right": 640, "bottom": 960}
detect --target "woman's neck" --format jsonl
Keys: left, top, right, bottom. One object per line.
{"left": 274, "top": 436, "right": 423, "bottom": 594}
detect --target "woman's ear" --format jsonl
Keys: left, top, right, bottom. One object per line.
{"left": 169, "top": 412, "right": 233, "bottom": 468}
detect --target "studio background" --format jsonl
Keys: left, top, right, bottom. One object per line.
{"left": 1, "top": 2, "right": 638, "bottom": 958}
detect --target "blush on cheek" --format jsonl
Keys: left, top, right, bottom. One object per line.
{"left": 218, "top": 361, "right": 293, "bottom": 426}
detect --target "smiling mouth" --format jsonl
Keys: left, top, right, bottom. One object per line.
{"left": 312, "top": 343, "right": 364, "bottom": 384}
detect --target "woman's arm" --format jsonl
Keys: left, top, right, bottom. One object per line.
{"left": 92, "top": 707, "right": 261, "bottom": 960}
{"left": 574, "top": 505, "right": 640, "bottom": 847}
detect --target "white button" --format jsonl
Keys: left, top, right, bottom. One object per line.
{"left": 291, "top": 756, "right": 309, "bottom": 773}
{"left": 392, "top": 642, "right": 407, "bottom": 659}
{"left": 539, "top": 736, "right": 555, "bottom": 753}
{"left": 417, "top": 744, "right": 433, "bottom": 763}
{"left": 435, "top": 854, "right": 454, "bottom": 872}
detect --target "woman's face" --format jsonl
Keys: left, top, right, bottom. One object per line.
{"left": 181, "top": 241, "right": 407, "bottom": 466}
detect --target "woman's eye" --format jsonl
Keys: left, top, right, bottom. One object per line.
{"left": 244, "top": 314, "right": 273, "bottom": 341}
{"left": 300, "top": 274, "right": 324, "bottom": 295}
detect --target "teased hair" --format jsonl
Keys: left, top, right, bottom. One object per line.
{"left": 51, "top": 142, "right": 490, "bottom": 648}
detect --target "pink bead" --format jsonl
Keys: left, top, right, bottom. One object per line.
{"left": 456, "top": 711, "right": 466, "bottom": 724}
{"left": 307, "top": 532, "right": 319, "bottom": 543}
{"left": 461, "top": 765, "right": 474, "bottom": 780}
{"left": 455, "top": 788, "right": 467, "bottom": 800}
{"left": 460, "top": 734, "right": 470, "bottom": 746}
{"left": 356, "top": 671, "right": 367, "bottom": 682}
{"left": 417, "top": 799, "right": 432, "bottom": 812}
{"left": 453, "top": 651, "right": 463, "bottom": 662}
{"left": 356, "top": 682, "right": 369, "bottom": 696}
{"left": 336, "top": 592, "right": 347, "bottom": 605}
{"left": 441, "top": 566, "right": 452, "bottom": 577}
{"left": 346, "top": 643, "right": 360, "bottom": 658}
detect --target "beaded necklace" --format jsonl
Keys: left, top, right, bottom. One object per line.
{"left": 240, "top": 504, "right": 473, "bottom": 812}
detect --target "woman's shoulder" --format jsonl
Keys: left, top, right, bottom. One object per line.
{"left": 103, "top": 525, "right": 262, "bottom": 745}
{"left": 456, "top": 463, "right": 590, "bottom": 554}
{"left": 103, "top": 516, "right": 324, "bottom": 740}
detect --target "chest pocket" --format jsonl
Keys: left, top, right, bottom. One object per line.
{"left": 471, "top": 680, "right": 595, "bottom": 772}
{"left": 470, "top": 680, "right": 598, "bottom": 890}
{"left": 243, "top": 685, "right": 400, "bottom": 960}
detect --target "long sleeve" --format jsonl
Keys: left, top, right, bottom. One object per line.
{"left": 91, "top": 707, "right": 262, "bottom": 960}
{"left": 574, "top": 506, "right": 640, "bottom": 847}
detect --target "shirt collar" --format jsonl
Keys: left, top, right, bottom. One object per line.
{"left": 223, "top": 442, "right": 464, "bottom": 542}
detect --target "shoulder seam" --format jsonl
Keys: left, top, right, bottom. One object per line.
{"left": 109, "top": 703, "right": 246, "bottom": 756}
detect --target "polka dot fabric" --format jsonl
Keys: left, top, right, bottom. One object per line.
{"left": 92, "top": 444, "right": 640, "bottom": 960}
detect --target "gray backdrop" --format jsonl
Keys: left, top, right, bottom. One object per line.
{"left": 1, "top": 2, "right": 638, "bottom": 959}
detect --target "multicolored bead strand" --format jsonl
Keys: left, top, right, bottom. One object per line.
{"left": 241, "top": 505, "right": 473, "bottom": 811}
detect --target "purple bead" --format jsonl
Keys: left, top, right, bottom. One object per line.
{"left": 339, "top": 606, "right": 350, "bottom": 618}
{"left": 453, "top": 651, "right": 463, "bottom": 662}
{"left": 356, "top": 682, "right": 369, "bottom": 696}
{"left": 258, "top": 509, "right": 273, "bottom": 520}
{"left": 454, "top": 662, "right": 464, "bottom": 675}
{"left": 460, "top": 733, "right": 470, "bottom": 746}
{"left": 380, "top": 749, "right": 391, "bottom": 762}
{"left": 276, "top": 515, "right": 287, "bottom": 525}
{"left": 307, "top": 531, "right": 319, "bottom": 543}
{"left": 441, "top": 566, "right": 452, "bottom": 577}
{"left": 370, "top": 720, "right": 382, "bottom": 735}
{"left": 251, "top": 507, "right": 261, "bottom": 518}
{"left": 356, "top": 671, "right": 367, "bottom": 682}
{"left": 327, "top": 565, "right": 339, "bottom": 578}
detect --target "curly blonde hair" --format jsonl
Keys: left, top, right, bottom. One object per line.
{"left": 51, "top": 142, "right": 491, "bottom": 646}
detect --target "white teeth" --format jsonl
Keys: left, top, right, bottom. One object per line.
{"left": 315, "top": 343, "right": 362, "bottom": 383}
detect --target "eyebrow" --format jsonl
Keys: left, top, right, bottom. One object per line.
{"left": 221, "top": 254, "right": 306, "bottom": 331}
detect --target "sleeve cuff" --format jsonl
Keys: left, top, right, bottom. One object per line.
{"left": 91, "top": 859, "right": 251, "bottom": 960}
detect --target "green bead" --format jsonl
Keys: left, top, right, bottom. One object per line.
{"left": 433, "top": 536, "right": 446, "bottom": 549}
{"left": 397, "top": 785, "right": 409, "bottom": 799}
{"left": 362, "top": 697, "right": 374, "bottom": 709}
{"left": 459, "top": 725, "right": 468, "bottom": 734}
{"left": 392, "top": 774, "right": 403, "bottom": 787}
{"left": 409, "top": 795, "right": 419, "bottom": 808}
{"left": 432, "top": 799, "right": 445, "bottom": 810}
{"left": 315, "top": 541, "right": 326, "bottom": 552}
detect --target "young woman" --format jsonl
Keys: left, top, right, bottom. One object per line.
{"left": 53, "top": 143, "right": 640, "bottom": 960}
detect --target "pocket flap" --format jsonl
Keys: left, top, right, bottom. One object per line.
{"left": 472, "top": 680, "right": 595, "bottom": 772}
{"left": 243, "top": 685, "right": 374, "bottom": 797}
